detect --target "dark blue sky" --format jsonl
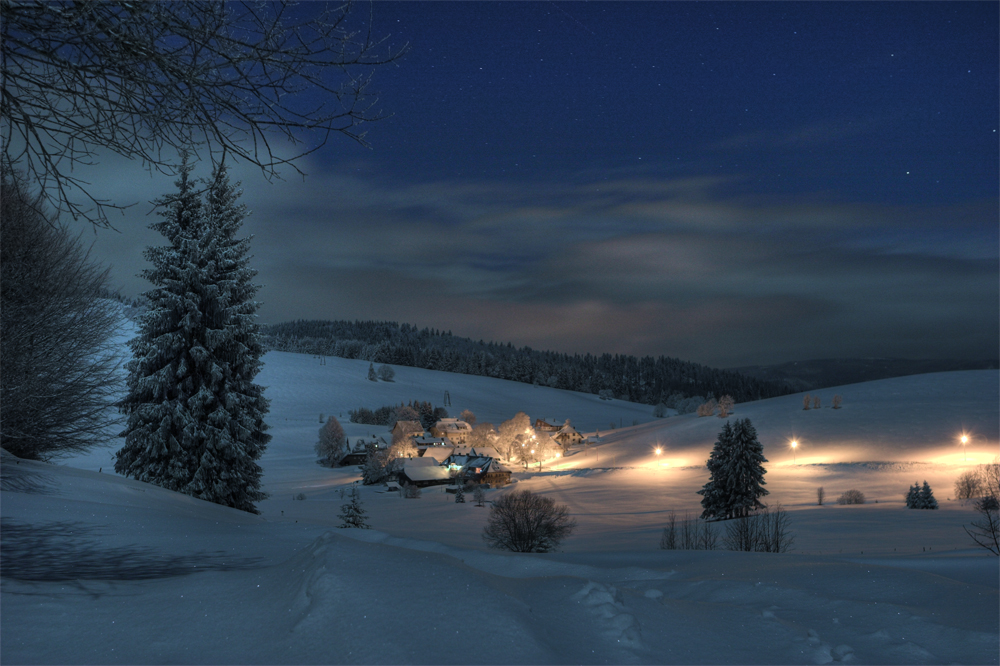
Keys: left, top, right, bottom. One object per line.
{"left": 85, "top": 1, "right": 998, "bottom": 367}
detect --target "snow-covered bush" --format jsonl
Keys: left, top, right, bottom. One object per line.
{"left": 598, "top": 389, "right": 614, "bottom": 401}
{"left": 376, "top": 364, "right": 395, "bottom": 381}
{"left": 837, "top": 489, "right": 865, "bottom": 505}
{"left": 482, "top": 489, "right": 576, "bottom": 552}
{"left": 653, "top": 403, "right": 667, "bottom": 418}
{"left": 403, "top": 484, "right": 421, "bottom": 499}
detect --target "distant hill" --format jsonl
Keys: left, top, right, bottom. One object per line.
{"left": 730, "top": 358, "right": 999, "bottom": 392}
{"left": 260, "top": 319, "right": 792, "bottom": 407}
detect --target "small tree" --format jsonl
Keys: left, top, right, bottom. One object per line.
{"left": 659, "top": 511, "right": 678, "bottom": 550}
{"left": 837, "top": 489, "right": 865, "bottom": 505}
{"left": 394, "top": 405, "right": 421, "bottom": 425}
{"left": 717, "top": 395, "right": 735, "bottom": 418}
{"left": 473, "top": 486, "right": 486, "bottom": 507}
{"left": 696, "top": 398, "right": 718, "bottom": 417}
{"left": 653, "top": 403, "right": 667, "bottom": 418}
{"left": 698, "top": 418, "right": 768, "bottom": 520}
{"left": 812, "top": 395, "right": 821, "bottom": 409}
{"left": 832, "top": 395, "right": 843, "bottom": 409}
{"left": 455, "top": 484, "right": 466, "bottom": 503}
{"left": 468, "top": 422, "right": 498, "bottom": 451}
{"left": 803, "top": 394, "right": 811, "bottom": 410}
{"left": 338, "top": 486, "right": 370, "bottom": 529}
{"left": 315, "top": 417, "right": 347, "bottom": 466}
{"left": 919, "top": 481, "right": 939, "bottom": 509}
{"left": 402, "top": 484, "right": 421, "bottom": 499}
{"left": 376, "top": 364, "right": 395, "bottom": 381}
{"left": 367, "top": 363, "right": 377, "bottom": 381}
{"left": 460, "top": 409, "right": 477, "bottom": 425}
{"left": 723, "top": 504, "right": 794, "bottom": 553}
{"left": 482, "top": 489, "right": 576, "bottom": 552}
{"left": 817, "top": 487, "right": 825, "bottom": 506}
{"left": 905, "top": 482, "right": 921, "bottom": 508}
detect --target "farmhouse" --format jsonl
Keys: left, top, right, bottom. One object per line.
{"left": 457, "top": 456, "right": 512, "bottom": 487}
{"left": 553, "top": 421, "right": 584, "bottom": 448}
{"left": 419, "top": 446, "right": 454, "bottom": 464}
{"left": 430, "top": 418, "right": 473, "bottom": 444}
{"left": 534, "top": 418, "right": 561, "bottom": 432}
{"left": 391, "top": 420, "right": 424, "bottom": 440}
{"left": 338, "top": 436, "right": 388, "bottom": 466}
{"left": 397, "top": 463, "right": 453, "bottom": 488}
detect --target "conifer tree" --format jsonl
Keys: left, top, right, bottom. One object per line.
{"left": 368, "top": 362, "right": 377, "bottom": 381}
{"left": 116, "top": 159, "right": 270, "bottom": 513}
{"left": 455, "top": 484, "right": 466, "bottom": 503}
{"left": 698, "top": 418, "right": 768, "bottom": 520}
{"left": 919, "top": 480, "right": 939, "bottom": 509}
{"left": 905, "top": 482, "right": 920, "bottom": 508}
{"left": 338, "top": 485, "right": 370, "bottom": 528}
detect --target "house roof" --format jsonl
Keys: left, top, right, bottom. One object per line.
{"left": 470, "top": 446, "right": 501, "bottom": 460}
{"left": 420, "top": 447, "right": 454, "bottom": 463}
{"left": 433, "top": 419, "right": 472, "bottom": 433}
{"left": 399, "top": 466, "right": 452, "bottom": 483}
{"left": 403, "top": 457, "right": 440, "bottom": 469}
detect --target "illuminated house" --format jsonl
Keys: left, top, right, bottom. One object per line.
{"left": 430, "top": 418, "right": 473, "bottom": 444}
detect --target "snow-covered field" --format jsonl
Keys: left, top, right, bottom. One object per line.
{"left": 2, "top": 351, "right": 998, "bottom": 664}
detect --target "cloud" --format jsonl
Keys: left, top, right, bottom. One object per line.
{"left": 64, "top": 154, "right": 998, "bottom": 367}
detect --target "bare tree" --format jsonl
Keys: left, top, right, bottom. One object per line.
{"left": 817, "top": 486, "right": 825, "bottom": 506}
{"left": 832, "top": 395, "right": 843, "bottom": 409}
{"left": 964, "top": 497, "right": 1000, "bottom": 556}
{"left": 0, "top": 169, "right": 122, "bottom": 460}
{"left": 722, "top": 504, "right": 794, "bottom": 553}
{"left": 812, "top": 395, "right": 821, "bottom": 409}
{"left": 837, "top": 489, "right": 866, "bottom": 505}
{"left": 460, "top": 409, "right": 476, "bottom": 425}
{"left": 482, "top": 489, "right": 576, "bottom": 553}
{"left": 315, "top": 416, "right": 347, "bottom": 466}
{"left": 954, "top": 470, "right": 984, "bottom": 501}
{"left": 803, "top": 394, "right": 811, "bottom": 410}
{"left": 1, "top": 0, "right": 404, "bottom": 226}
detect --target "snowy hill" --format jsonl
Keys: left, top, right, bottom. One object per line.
{"left": 2, "top": 348, "right": 998, "bottom": 664}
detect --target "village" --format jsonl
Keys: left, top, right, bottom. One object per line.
{"left": 337, "top": 415, "right": 587, "bottom": 494}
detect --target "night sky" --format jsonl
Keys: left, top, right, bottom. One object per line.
{"left": 76, "top": 1, "right": 998, "bottom": 368}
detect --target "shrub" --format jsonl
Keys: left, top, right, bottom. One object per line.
{"left": 376, "top": 364, "right": 395, "bottom": 381}
{"left": 653, "top": 402, "right": 667, "bottom": 418}
{"left": 837, "top": 490, "right": 865, "bottom": 505}
{"left": 722, "top": 504, "right": 794, "bottom": 553}
{"left": 717, "top": 395, "right": 735, "bottom": 418}
{"left": 482, "top": 489, "right": 576, "bottom": 552}
{"left": 402, "top": 484, "right": 421, "bottom": 499}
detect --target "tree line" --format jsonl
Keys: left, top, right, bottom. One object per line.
{"left": 261, "top": 319, "right": 791, "bottom": 407}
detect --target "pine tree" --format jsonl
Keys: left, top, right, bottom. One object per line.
{"left": 455, "top": 484, "right": 466, "bottom": 503}
{"left": 116, "top": 159, "right": 270, "bottom": 513}
{"left": 905, "top": 483, "right": 920, "bottom": 509}
{"left": 699, "top": 418, "right": 768, "bottom": 520}
{"left": 338, "top": 485, "right": 370, "bottom": 528}
{"left": 368, "top": 362, "right": 377, "bottom": 381}
{"left": 919, "top": 480, "right": 939, "bottom": 509}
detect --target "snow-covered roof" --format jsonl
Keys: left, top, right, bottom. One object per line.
{"left": 399, "top": 466, "right": 452, "bottom": 483}
{"left": 413, "top": 436, "right": 449, "bottom": 446}
{"left": 420, "top": 447, "right": 454, "bottom": 463}
{"left": 433, "top": 418, "right": 472, "bottom": 433}
{"left": 403, "top": 457, "right": 440, "bottom": 469}
{"left": 470, "top": 446, "right": 501, "bottom": 460}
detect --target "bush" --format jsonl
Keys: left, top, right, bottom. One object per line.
{"left": 482, "top": 489, "right": 576, "bottom": 552}
{"left": 376, "top": 364, "right": 395, "bottom": 381}
{"left": 722, "top": 504, "right": 794, "bottom": 553}
{"left": 0, "top": 170, "right": 121, "bottom": 461}
{"left": 653, "top": 403, "right": 667, "bottom": 418}
{"left": 598, "top": 389, "right": 614, "bottom": 401}
{"left": 659, "top": 511, "right": 717, "bottom": 550}
{"left": 837, "top": 490, "right": 865, "bottom": 505}
{"left": 402, "top": 484, "right": 421, "bottom": 499}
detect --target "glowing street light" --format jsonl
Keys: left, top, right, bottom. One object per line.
{"left": 961, "top": 433, "right": 969, "bottom": 462}
{"left": 790, "top": 439, "right": 798, "bottom": 463}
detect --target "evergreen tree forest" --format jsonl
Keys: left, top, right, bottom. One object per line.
{"left": 260, "top": 320, "right": 790, "bottom": 407}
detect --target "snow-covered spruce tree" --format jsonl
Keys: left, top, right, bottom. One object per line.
{"left": 367, "top": 362, "right": 377, "bottom": 381}
{"left": 698, "top": 418, "right": 768, "bottom": 520}
{"left": 919, "top": 481, "right": 939, "bottom": 509}
{"left": 338, "top": 485, "right": 370, "bottom": 528}
{"left": 455, "top": 484, "right": 465, "bottom": 503}
{"left": 115, "top": 160, "right": 270, "bottom": 513}
{"left": 905, "top": 483, "right": 920, "bottom": 509}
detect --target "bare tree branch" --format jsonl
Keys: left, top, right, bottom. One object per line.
{"left": 1, "top": 0, "right": 406, "bottom": 227}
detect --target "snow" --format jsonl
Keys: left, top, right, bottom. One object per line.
{"left": 2, "top": 350, "right": 998, "bottom": 664}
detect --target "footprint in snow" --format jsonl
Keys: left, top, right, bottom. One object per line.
{"left": 572, "top": 581, "right": 642, "bottom": 648}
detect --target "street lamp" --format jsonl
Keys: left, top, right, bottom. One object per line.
{"left": 961, "top": 433, "right": 969, "bottom": 462}
{"left": 790, "top": 439, "right": 798, "bottom": 463}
